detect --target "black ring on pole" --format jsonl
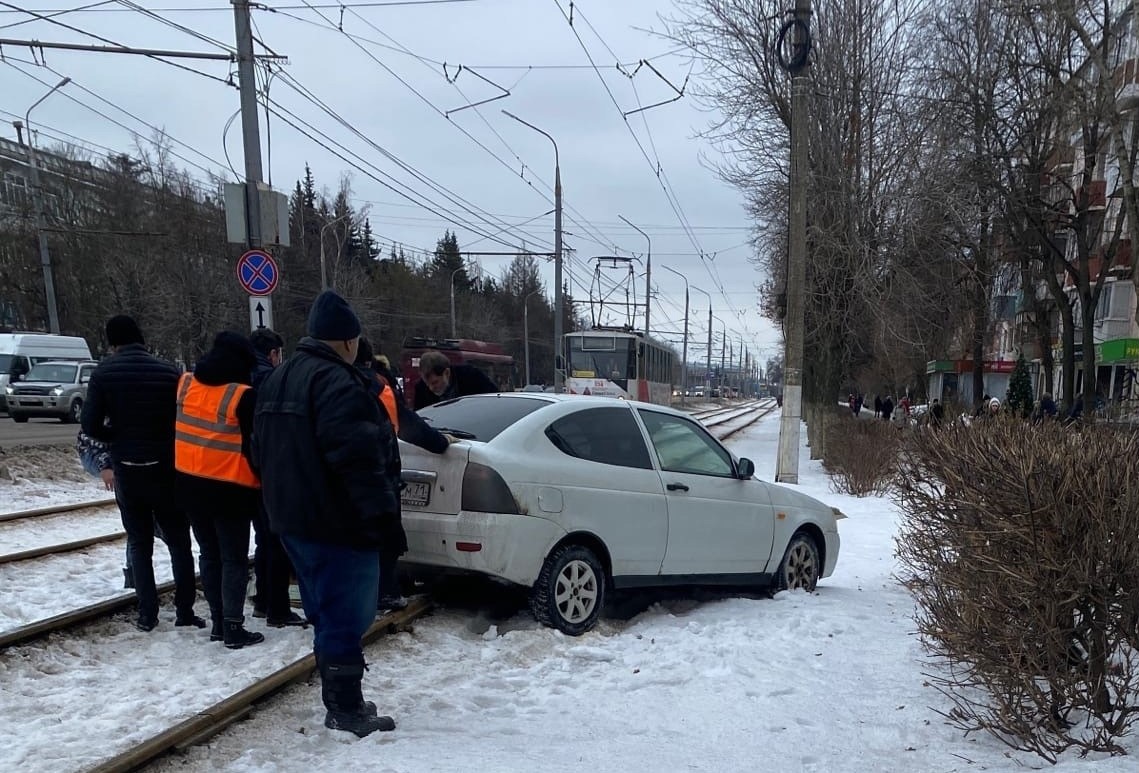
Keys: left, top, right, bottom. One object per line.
{"left": 775, "top": 18, "right": 811, "bottom": 74}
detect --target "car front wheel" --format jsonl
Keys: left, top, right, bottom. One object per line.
{"left": 529, "top": 544, "right": 606, "bottom": 636}
{"left": 776, "top": 532, "right": 821, "bottom": 592}
{"left": 66, "top": 399, "right": 83, "bottom": 424}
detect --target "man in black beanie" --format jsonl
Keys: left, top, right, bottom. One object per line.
{"left": 82, "top": 314, "right": 203, "bottom": 632}
{"left": 253, "top": 290, "right": 399, "bottom": 738}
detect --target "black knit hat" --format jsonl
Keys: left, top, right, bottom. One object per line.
{"left": 211, "top": 330, "right": 257, "bottom": 372}
{"left": 106, "top": 315, "right": 144, "bottom": 347}
{"left": 307, "top": 290, "right": 361, "bottom": 340}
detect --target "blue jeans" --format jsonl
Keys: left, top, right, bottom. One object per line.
{"left": 281, "top": 535, "right": 379, "bottom": 660}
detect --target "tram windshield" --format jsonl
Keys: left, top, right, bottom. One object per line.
{"left": 567, "top": 335, "right": 632, "bottom": 380}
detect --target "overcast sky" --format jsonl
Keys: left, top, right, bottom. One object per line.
{"left": 0, "top": 0, "right": 782, "bottom": 365}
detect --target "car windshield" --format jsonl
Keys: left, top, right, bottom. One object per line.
{"left": 418, "top": 395, "right": 550, "bottom": 441}
{"left": 26, "top": 363, "right": 76, "bottom": 383}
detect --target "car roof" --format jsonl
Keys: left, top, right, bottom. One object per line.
{"left": 33, "top": 360, "right": 97, "bottom": 366}
{"left": 436, "top": 391, "right": 691, "bottom": 418}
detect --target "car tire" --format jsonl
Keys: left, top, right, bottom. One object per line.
{"left": 11, "top": 413, "right": 29, "bottom": 423}
{"left": 66, "top": 399, "right": 82, "bottom": 424}
{"left": 775, "top": 532, "right": 821, "bottom": 592}
{"left": 529, "top": 543, "right": 606, "bottom": 636}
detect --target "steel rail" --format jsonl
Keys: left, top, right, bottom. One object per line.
{"left": 0, "top": 498, "right": 117, "bottom": 524}
{"left": 86, "top": 597, "right": 433, "bottom": 773}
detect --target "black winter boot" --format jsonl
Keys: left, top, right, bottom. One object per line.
{"left": 210, "top": 618, "right": 224, "bottom": 642}
{"left": 223, "top": 619, "right": 265, "bottom": 650}
{"left": 320, "top": 658, "right": 394, "bottom": 736}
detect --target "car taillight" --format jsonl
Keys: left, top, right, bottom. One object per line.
{"left": 461, "top": 463, "right": 520, "bottom": 514}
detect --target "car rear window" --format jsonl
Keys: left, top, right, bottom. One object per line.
{"left": 417, "top": 395, "right": 551, "bottom": 441}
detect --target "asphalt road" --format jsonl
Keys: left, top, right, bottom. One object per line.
{"left": 0, "top": 413, "right": 77, "bottom": 449}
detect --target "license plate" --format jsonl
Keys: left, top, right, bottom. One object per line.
{"left": 401, "top": 481, "right": 431, "bottom": 507}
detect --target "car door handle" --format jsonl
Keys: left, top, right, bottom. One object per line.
{"left": 666, "top": 482, "right": 689, "bottom": 492}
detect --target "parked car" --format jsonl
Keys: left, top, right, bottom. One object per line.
{"left": 0, "top": 333, "right": 92, "bottom": 412}
{"left": 399, "top": 393, "right": 844, "bottom": 635}
{"left": 4, "top": 360, "right": 97, "bottom": 423}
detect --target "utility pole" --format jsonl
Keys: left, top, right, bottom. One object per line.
{"left": 233, "top": 0, "right": 263, "bottom": 251}
{"left": 693, "top": 287, "right": 712, "bottom": 398}
{"left": 776, "top": 0, "right": 812, "bottom": 484}
{"left": 662, "top": 265, "right": 688, "bottom": 403}
{"left": 523, "top": 290, "right": 541, "bottom": 386}
{"left": 14, "top": 77, "right": 69, "bottom": 334}
{"left": 502, "top": 111, "right": 563, "bottom": 392}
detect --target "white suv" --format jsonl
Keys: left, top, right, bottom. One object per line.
{"left": 5, "top": 360, "right": 97, "bottom": 424}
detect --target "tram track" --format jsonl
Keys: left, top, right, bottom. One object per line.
{"left": 0, "top": 497, "right": 117, "bottom": 524}
{"left": 84, "top": 597, "right": 432, "bottom": 773}
{"left": 4, "top": 404, "right": 779, "bottom": 770}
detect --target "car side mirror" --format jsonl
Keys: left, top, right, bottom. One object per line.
{"left": 737, "top": 457, "right": 755, "bottom": 479}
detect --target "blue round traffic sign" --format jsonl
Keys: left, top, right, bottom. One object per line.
{"left": 237, "top": 249, "right": 279, "bottom": 296}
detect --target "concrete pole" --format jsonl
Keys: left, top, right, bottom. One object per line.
{"left": 15, "top": 77, "right": 68, "bottom": 334}
{"left": 232, "top": 1, "right": 263, "bottom": 250}
{"left": 503, "top": 111, "right": 563, "bottom": 391}
{"left": 662, "top": 265, "right": 688, "bottom": 403}
{"left": 693, "top": 286, "right": 712, "bottom": 398}
{"left": 776, "top": 0, "right": 812, "bottom": 484}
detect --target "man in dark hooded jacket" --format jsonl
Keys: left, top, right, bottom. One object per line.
{"left": 247, "top": 328, "right": 303, "bottom": 628}
{"left": 253, "top": 291, "right": 399, "bottom": 738}
{"left": 413, "top": 349, "right": 499, "bottom": 409}
{"left": 175, "top": 331, "right": 264, "bottom": 649}
{"left": 81, "top": 315, "right": 201, "bottom": 632}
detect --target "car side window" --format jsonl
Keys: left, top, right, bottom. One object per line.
{"left": 545, "top": 406, "right": 653, "bottom": 470}
{"left": 79, "top": 366, "right": 94, "bottom": 384}
{"left": 637, "top": 410, "right": 734, "bottom": 477}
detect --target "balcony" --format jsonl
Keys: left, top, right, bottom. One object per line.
{"left": 1078, "top": 179, "right": 1107, "bottom": 210}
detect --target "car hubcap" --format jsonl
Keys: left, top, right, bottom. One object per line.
{"left": 554, "top": 559, "right": 598, "bottom": 623}
{"left": 784, "top": 541, "right": 817, "bottom": 590}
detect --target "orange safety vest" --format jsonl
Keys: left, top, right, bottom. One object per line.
{"left": 174, "top": 373, "right": 260, "bottom": 489}
{"left": 377, "top": 376, "right": 399, "bottom": 434}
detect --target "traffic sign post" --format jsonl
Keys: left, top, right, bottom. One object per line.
{"left": 249, "top": 295, "right": 274, "bottom": 331}
{"left": 237, "top": 249, "right": 279, "bottom": 331}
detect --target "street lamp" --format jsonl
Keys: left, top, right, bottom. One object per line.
{"left": 320, "top": 213, "right": 350, "bottom": 291}
{"left": 13, "top": 76, "right": 70, "bottom": 334}
{"left": 693, "top": 286, "right": 712, "bottom": 398}
{"left": 618, "top": 215, "right": 650, "bottom": 335}
{"left": 661, "top": 265, "right": 688, "bottom": 402}
{"left": 523, "top": 289, "right": 543, "bottom": 386}
{"left": 502, "top": 110, "right": 563, "bottom": 393}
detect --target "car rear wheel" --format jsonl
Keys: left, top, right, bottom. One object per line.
{"left": 776, "top": 532, "right": 821, "bottom": 592}
{"left": 529, "top": 544, "right": 606, "bottom": 636}
{"left": 66, "top": 399, "right": 82, "bottom": 424}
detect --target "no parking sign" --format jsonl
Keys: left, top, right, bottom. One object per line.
{"left": 236, "top": 249, "right": 279, "bottom": 296}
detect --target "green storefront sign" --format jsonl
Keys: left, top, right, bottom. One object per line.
{"left": 1096, "top": 338, "right": 1139, "bottom": 363}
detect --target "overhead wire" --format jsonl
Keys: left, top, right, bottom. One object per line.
{"left": 268, "top": 67, "right": 554, "bottom": 250}
{"left": 285, "top": 0, "right": 628, "bottom": 257}
{"left": 0, "top": 1, "right": 235, "bottom": 84}
{"left": 3, "top": 58, "right": 232, "bottom": 182}
{"left": 340, "top": 5, "right": 626, "bottom": 256}
{"left": 552, "top": 0, "right": 757, "bottom": 340}
{"left": 262, "top": 97, "right": 553, "bottom": 252}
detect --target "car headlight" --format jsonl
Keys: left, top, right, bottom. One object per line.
{"left": 3, "top": 386, "right": 12, "bottom": 395}
{"left": 51, "top": 386, "right": 64, "bottom": 396}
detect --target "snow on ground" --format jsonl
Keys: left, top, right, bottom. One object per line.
{"left": 0, "top": 506, "right": 122, "bottom": 554}
{"left": 1, "top": 412, "right": 1135, "bottom": 773}
{"left": 0, "top": 444, "right": 110, "bottom": 514}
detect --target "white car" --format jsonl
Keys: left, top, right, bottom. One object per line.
{"left": 399, "top": 393, "right": 843, "bottom": 635}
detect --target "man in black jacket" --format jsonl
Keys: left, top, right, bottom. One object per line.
{"left": 412, "top": 349, "right": 499, "bottom": 410}
{"left": 253, "top": 291, "right": 398, "bottom": 738}
{"left": 247, "top": 328, "right": 303, "bottom": 628}
{"left": 81, "top": 315, "right": 202, "bottom": 632}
